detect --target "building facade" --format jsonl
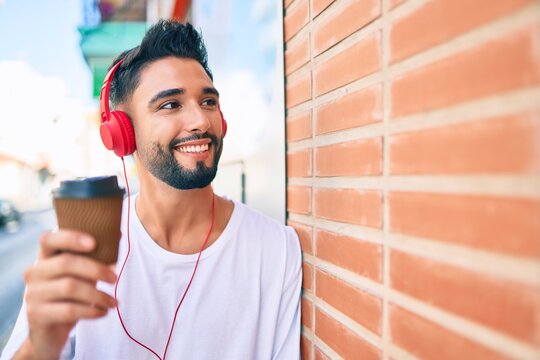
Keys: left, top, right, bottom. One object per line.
{"left": 284, "top": 0, "right": 540, "bottom": 359}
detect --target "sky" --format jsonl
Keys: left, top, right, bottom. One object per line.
{"left": 194, "top": 0, "right": 277, "bottom": 99}
{"left": 193, "top": 0, "right": 281, "bottom": 159}
{"left": 0, "top": 0, "right": 278, "bottom": 103}
{"left": 0, "top": 0, "right": 92, "bottom": 103}
{"left": 0, "top": 0, "right": 95, "bottom": 170}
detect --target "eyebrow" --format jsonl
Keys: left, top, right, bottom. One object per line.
{"left": 147, "top": 86, "right": 220, "bottom": 108}
{"left": 147, "top": 88, "right": 184, "bottom": 108}
{"left": 203, "top": 87, "right": 220, "bottom": 97}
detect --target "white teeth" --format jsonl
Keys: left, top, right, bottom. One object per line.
{"left": 177, "top": 144, "right": 209, "bottom": 153}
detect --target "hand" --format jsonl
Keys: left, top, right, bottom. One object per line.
{"left": 15, "top": 230, "right": 117, "bottom": 359}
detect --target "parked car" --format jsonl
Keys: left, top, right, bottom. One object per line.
{"left": 0, "top": 198, "right": 21, "bottom": 230}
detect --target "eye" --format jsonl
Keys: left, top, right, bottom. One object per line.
{"left": 202, "top": 98, "right": 217, "bottom": 107}
{"left": 159, "top": 101, "right": 180, "bottom": 110}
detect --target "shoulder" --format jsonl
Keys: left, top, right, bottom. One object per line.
{"left": 233, "top": 201, "right": 301, "bottom": 263}
{"left": 235, "top": 201, "right": 299, "bottom": 241}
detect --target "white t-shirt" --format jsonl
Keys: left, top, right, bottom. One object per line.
{"left": 2, "top": 197, "right": 302, "bottom": 359}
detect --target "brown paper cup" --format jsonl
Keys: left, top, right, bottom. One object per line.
{"left": 53, "top": 196, "right": 124, "bottom": 264}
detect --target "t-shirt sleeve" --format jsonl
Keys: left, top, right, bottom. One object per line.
{"left": 0, "top": 301, "right": 75, "bottom": 360}
{"left": 1, "top": 302, "right": 29, "bottom": 360}
{"left": 271, "top": 226, "right": 302, "bottom": 360}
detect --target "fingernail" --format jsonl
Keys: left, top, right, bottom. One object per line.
{"left": 79, "top": 236, "right": 94, "bottom": 248}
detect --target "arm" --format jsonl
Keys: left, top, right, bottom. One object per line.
{"left": 272, "top": 227, "right": 303, "bottom": 360}
{"left": 3, "top": 230, "right": 116, "bottom": 360}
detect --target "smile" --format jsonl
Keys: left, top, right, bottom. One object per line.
{"left": 175, "top": 143, "right": 209, "bottom": 153}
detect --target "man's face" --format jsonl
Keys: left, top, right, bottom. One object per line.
{"left": 127, "top": 57, "right": 224, "bottom": 189}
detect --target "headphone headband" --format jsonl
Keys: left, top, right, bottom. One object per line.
{"left": 99, "top": 59, "right": 124, "bottom": 124}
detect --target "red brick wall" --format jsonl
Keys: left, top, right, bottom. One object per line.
{"left": 283, "top": 0, "right": 540, "bottom": 358}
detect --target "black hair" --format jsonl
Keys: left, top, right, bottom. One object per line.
{"left": 109, "top": 20, "right": 212, "bottom": 107}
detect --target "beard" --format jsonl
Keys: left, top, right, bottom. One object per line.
{"left": 140, "top": 133, "right": 222, "bottom": 190}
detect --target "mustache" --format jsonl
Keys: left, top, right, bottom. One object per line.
{"left": 168, "top": 133, "right": 219, "bottom": 151}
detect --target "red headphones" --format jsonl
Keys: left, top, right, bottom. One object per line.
{"left": 99, "top": 59, "right": 227, "bottom": 157}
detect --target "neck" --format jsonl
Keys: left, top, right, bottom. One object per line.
{"left": 136, "top": 173, "right": 215, "bottom": 254}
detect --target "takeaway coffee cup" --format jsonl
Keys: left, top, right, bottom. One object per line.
{"left": 52, "top": 176, "right": 125, "bottom": 264}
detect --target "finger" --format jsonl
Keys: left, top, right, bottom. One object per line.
{"left": 38, "top": 230, "right": 95, "bottom": 259}
{"left": 26, "top": 278, "right": 116, "bottom": 310}
{"left": 27, "top": 302, "right": 109, "bottom": 325}
{"left": 24, "top": 253, "right": 116, "bottom": 284}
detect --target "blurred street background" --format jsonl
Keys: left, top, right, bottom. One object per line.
{"left": 0, "top": 0, "right": 98, "bottom": 349}
{"left": 0, "top": 210, "right": 55, "bottom": 347}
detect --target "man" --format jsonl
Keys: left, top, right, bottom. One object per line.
{"left": 2, "top": 20, "right": 302, "bottom": 359}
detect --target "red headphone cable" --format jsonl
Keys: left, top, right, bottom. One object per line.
{"left": 115, "top": 157, "right": 215, "bottom": 360}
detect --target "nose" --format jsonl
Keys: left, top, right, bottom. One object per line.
{"left": 184, "top": 101, "right": 210, "bottom": 134}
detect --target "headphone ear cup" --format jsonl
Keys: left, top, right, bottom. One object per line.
{"left": 218, "top": 108, "right": 227, "bottom": 138}
{"left": 221, "top": 117, "right": 227, "bottom": 138}
{"left": 99, "top": 110, "right": 136, "bottom": 157}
